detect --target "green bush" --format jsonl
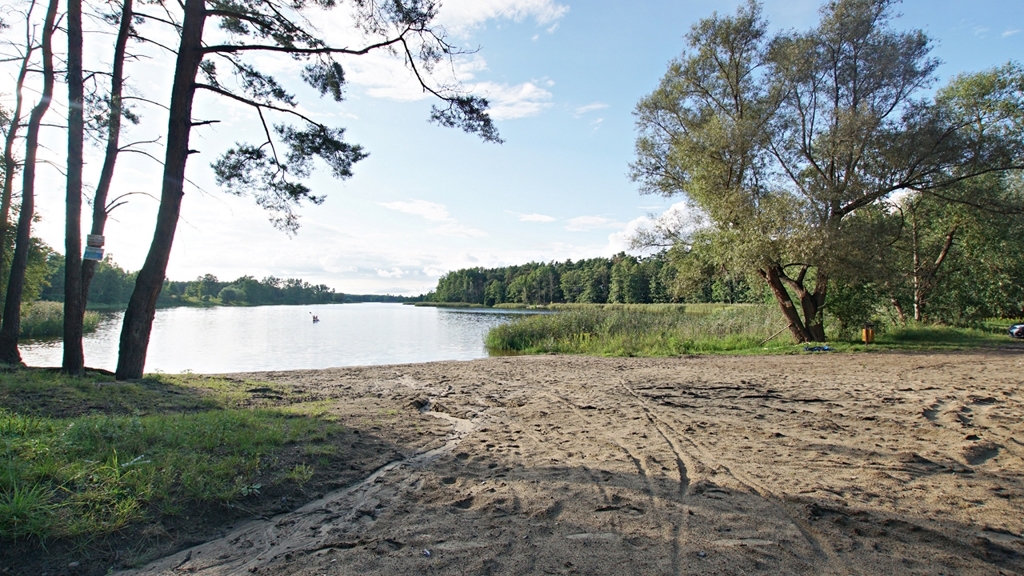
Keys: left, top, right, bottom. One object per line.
{"left": 218, "top": 286, "right": 245, "bottom": 304}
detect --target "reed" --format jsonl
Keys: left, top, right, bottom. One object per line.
{"left": 486, "top": 304, "right": 786, "bottom": 355}
{"left": 19, "top": 301, "right": 100, "bottom": 339}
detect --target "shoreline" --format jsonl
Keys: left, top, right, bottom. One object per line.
{"left": 117, "top": 350, "right": 1023, "bottom": 575}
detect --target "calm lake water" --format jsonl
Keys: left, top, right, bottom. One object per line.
{"left": 19, "top": 303, "right": 535, "bottom": 374}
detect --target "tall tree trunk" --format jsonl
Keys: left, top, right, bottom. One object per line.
{"left": 0, "top": 0, "right": 58, "bottom": 364}
{"left": 115, "top": 0, "right": 205, "bottom": 379}
{"left": 78, "top": 0, "right": 133, "bottom": 356}
{"left": 0, "top": 1, "right": 38, "bottom": 305}
{"left": 760, "top": 264, "right": 812, "bottom": 343}
{"left": 63, "top": 0, "right": 85, "bottom": 374}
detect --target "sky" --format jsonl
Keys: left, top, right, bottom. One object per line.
{"left": 8, "top": 0, "right": 1024, "bottom": 295}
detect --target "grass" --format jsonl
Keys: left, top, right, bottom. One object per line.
{"left": 486, "top": 304, "right": 787, "bottom": 355}
{"left": 20, "top": 301, "right": 100, "bottom": 339}
{"left": 0, "top": 369, "right": 346, "bottom": 544}
{"left": 486, "top": 304, "right": 1024, "bottom": 356}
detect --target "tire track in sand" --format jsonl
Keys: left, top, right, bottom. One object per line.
{"left": 620, "top": 379, "right": 840, "bottom": 568}
{"left": 537, "top": 386, "right": 703, "bottom": 576}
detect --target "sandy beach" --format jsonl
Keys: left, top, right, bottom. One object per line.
{"left": 120, "top": 350, "right": 1024, "bottom": 575}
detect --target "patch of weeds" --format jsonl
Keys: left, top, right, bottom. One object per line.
{"left": 280, "top": 464, "right": 315, "bottom": 486}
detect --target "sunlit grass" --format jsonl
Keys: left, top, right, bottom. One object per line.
{"left": 0, "top": 370, "right": 346, "bottom": 541}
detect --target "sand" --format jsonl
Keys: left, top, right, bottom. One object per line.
{"left": 121, "top": 350, "right": 1024, "bottom": 575}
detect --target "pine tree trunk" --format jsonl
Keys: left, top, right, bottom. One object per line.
{"left": 80, "top": 0, "right": 132, "bottom": 322}
{"left": 0, "top": 8, "right": 37, "bottom": 305}
{"left": 0, "top": 0, "right": 58, "bottom": 364}
{"left": 115, "top": 0, "right": 205, "bottom": 379}
{"left": 62, "top": 0, "right": 85, "bottom": 375}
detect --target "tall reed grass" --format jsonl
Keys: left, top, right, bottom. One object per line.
{"left": 19, "top": 301, "right": 99, "bottom": 339}
{"left": 486, "top": 304, "right": 787, "bottom": 355}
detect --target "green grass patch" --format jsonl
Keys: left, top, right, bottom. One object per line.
{"left": 486, "top": 305, "right": 1024, "bottom": 356}
{"left": 19, "top": 302, "right": 100, "bottom": 339}
{"left": 0, "top": 370, "right": 345, "bottom": 543}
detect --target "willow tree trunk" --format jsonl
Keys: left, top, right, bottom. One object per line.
{"left": 78, "top": 0, "right": 133, "bottom": 360}
{"left": 115, "top": 0, "right": 206, "bottom": 379}
{"left": 0, "top": 0, "right": 59, "bottom": 364}
{"left": 63, "top": 0, "right": 85, "bottom": 374}
{"left": 760, "top": 264, "right": 813, "bottom": 343}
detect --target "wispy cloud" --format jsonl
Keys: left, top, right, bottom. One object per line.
{"left": 472, "top": 81, "right": 553, "bottom": 119}
{"left": 1004, "top": 29, "right": 1021, "bottom": 38}
{"left": 519, "top": 213, "right": 557, "bottom": 222}
{"left": 376, "top": 268, "right": 405, "bottom": 278}
{"left": 378, "top": 200, "right": 451, "bottom": 221}
{"left": 379, "top": 200, "right": 488, "bottom": 238}
{"left": 574, "top": 102, "right": 608, "bottom": 117}
{"left": 439, "top": 0, "right": 570, "bottom": 33}
{"left": 429, "top": 222, "right": 489, "bottom": 238}
{"left": 347, "top": 52, "right": 553, "bottom": 119}
{"left": 565, "top": 215, "right": 623, "bottom": 232}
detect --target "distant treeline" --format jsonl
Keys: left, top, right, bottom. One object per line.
{"left": 429, "top": 252, "right": 758, "bottom": 306}
{"left": 39, "top": 254, "right": 422, "bottom": 307}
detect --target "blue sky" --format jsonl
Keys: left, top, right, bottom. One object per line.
{"left": 20, "top": 0, "right": 1024, "bottom": 295}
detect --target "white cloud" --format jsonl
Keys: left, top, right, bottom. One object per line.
{"left": 429, "top": 223, "right": 489, "bottom": 238}
{"left": 376, "top": 268, "right": 405, "bottom": 278}
{"left": 606, "top": 202, "right": 703, "bottom": 254}
{"left": 344, "top": 51, "right": 552, "bottom": 120}
{"left": 606, "top": 216, "right": 650, "bottom": 254}
{"left": 472, "top": 81, "right": 553, "bottom": 119}
{"left": 378, "top": 200, "right": 451, "bottom": 222}
{"left": 439, "top": 0, "right": 569, "bottom": 32}
{"left": 565, "top": 215, "right": 623, "bottom": 232}
{"left": 574, "top": 102, "right": 608, "bottom": 117}
{"left": 1004, "top": 29, "right": 1021, "bottom": 38}
{"left": 519, "top": 213, "right": 556, "bottom": 222}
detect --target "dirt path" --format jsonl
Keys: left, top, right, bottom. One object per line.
{"left": 121, "top": 351, "right": 1024, "bottom": 575}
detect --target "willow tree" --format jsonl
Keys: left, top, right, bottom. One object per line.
{"left": 115, "top": 0, "right": 499, "bottom": 379}
{"left": 632, "top": 0, "right": 1024, "bottom": 342}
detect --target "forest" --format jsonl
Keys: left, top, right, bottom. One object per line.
{"left": 34, "top": 252, "right": 417, "bottom": 307}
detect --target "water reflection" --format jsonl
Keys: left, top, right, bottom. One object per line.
{"left": 19, "top": 303, "right": 537, "bottom": 374}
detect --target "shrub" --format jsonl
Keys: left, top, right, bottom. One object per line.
{"left": 218, "top": 286, "right": 246, "bottom": 304}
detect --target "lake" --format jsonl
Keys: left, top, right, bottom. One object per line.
{"left": 18, "top": 303, "right": 535, "bottom": 374}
